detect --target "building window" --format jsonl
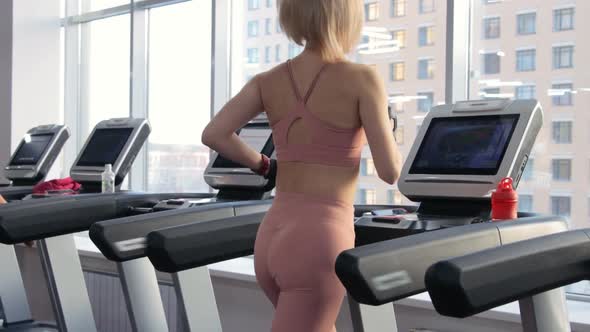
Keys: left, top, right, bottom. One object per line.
{"left": 391, "top": 29, "right": 407, "bottom": 48}
{"left": 552, "top": 121, "right": 572, "bottom": 144}
{"left": 365, "top": 189, "right": 377, "bottom": 204}
{"left": 390, "top": 62, "right": 405, "bottom": 81}
{"left": 419, "top": 0, "right": 435, "bottom": 14}
{"left": 276, "top": 18, "right": 281, "bottom": 33}
{"left": 516, "top": 49, "right": 536, "bottom": 72}
{"left": 366, "top": 159, "right": 376, "bottom": 176}
{"left": 551, "top": 196, "right": 571, "bottom": 217}
{"left": 517, "top": 12, "right": 536, "bottom": 35}
{"left": 247, "top": 20, "right": 259, "bottom": 37}
{"left": 247, "top": 48, "right": 259, "bottom": 64}
{"left": 266, "top": 0, "right": 272, "bottom": 8}
{"left": 395, "top": 126, "right": 404, "bottom": 144}
{"left": 519, "top": 195, "right": 533, "bottom": 212}
{"left": 275, "top": 44, "right": 281, "bottom": 62}
{"left": 522, "top": 158, "right": 533, "bottom": 181}
{"left": 554, "top": 7, "right": 575, "bottom": 31}
{"left": 515, "top": 85, "right": 536, "bottom": 100}
{"left": 248, "top": 0, "right": 260, "bottom": 11}
{"left": 483, "top": 17, "right": 500, "bottom": 39}
{"left": 360, "top": 159, "right": 367, "bottom": 176}
{"left": 388, "top": 190, "right": 403, "bottom": 205}
{"left": 288, "top": 43, "right": 302, "bottom": 58}
{"left": 391, "top": 0, "right": 407, "bottom": 17}
{"left": 552, "top": 159, "right": 572, "bottom": 181}
{"left": 553, "top": 46, "right": 574, "bottom": 69}
{"left": 552, "top": 83, "right": 573, "bottom": 106}
{"left": 482, "top": 52, "right": 500, "bottom": 74}
{"left": 264, "top": 46, "right": 271, "bottom": 63}
{"left": 418, "top": 58, "right": 435, "bottom": 79}
{"left": 365, "top": 2, "right": 380, "bottom": 21}
{"left": 418, "top": 92, "right": 434, "bottom": 112}
{"left": 390, "top": 94, "right": 405, "bottom": 113}
{"left": 418, "top": 26, "right": 435, "bottom": 46}
{"left": 480, "top": 87, "right": 500, "bottom": 99}
{"left": 265, "top": 18, "right": 272, "bottom": 35}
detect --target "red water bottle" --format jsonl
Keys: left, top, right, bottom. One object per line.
{"left": 491, "top": 177, "right": 518, "bottom": 220}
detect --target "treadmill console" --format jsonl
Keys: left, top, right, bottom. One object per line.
{"left": 204, "top": 120, "right": 275, "bottom": 191}
{"left": 354, "top": 99, "right": 543, "bottom": 244}
{"left": 399, "top": 99, "right": 541, "bottom": 201}
{"left": 4, "top": 124, "right": 70, "bottom": 185}
{"left": 70, "top": 118, "right": 151, "bottom": 189}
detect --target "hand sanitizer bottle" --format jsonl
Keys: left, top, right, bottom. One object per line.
{"left": 101, "top": 164, "right": 115, "bottom": 193}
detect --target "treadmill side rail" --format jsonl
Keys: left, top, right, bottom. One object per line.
{"left": 335, "top": 216, "right": 568, "bottom": 305}
{"left": 425, "top": 229, "right": 590, "bottom": 318}
{"left": 146, "top": 212, "right": 267, "bottom": 273}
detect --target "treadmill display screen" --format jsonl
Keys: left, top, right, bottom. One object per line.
{"left": 76, "top": 128, "right": 134, "bottom": 167}
{"left": 409, "top": 114, "right": 520, "bottom": 175}
{"left": 9, "top": 134, "right": 54, "bottom": 166}
{"left": 212, "top": 129, "right": 273, "bottom": 168}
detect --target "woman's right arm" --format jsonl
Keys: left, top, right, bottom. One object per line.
{"left": 358, "top": 67, "right": 403, "bottom": 185}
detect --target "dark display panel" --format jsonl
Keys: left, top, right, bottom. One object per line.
{"left": 76, "top": 128, "right": 134, "bottom": 167}
{"left": 409, "top": 115, "right": 520, "bottom": 175}
{"left": 9, "top": 134, "right": 54, "bottom": 166}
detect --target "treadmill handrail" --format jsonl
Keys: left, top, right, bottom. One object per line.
{"left": 89, "top": 200, "right": 272, "bottom": 262}
{"left": 146, "top": 212, "right": 267, "bottom": 273}
{"left": 424, "top": 228, "right": 590, "bottom": 318}
{"left": 0, "top": 193, "right": 213, "bottom": 243}
{"left": 334, "top": 216, "right": 568, "bottom": 305}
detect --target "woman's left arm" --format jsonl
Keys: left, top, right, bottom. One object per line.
{"left": 202, "top": 75, "right": 265, "bottom": 171}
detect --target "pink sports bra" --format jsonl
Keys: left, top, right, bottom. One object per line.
{"left": 271, "top": 60, "right": 365, "bottom": 167}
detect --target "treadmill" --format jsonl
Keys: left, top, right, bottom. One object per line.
{"left": 424, "top": 227, "right": 587, "bottom": 331}
{"left": 1, "top": 125, "right": 70, "bottom": 201}
{"left": 328, "top": 99, "right": 571, "bottom": 331}
{"left": 0, "top": 118, "right": 213, "bottom": 332}
{"left": 88, "top": 121, "right": 276, "bottom": 332}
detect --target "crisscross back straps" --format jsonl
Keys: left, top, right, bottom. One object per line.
{"left": 286, "top": 60, "right": 328, "bottom": 105}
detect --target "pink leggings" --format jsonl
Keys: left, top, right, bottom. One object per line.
{"left": 254, "top": 191, "right": 355, "bottom": 332}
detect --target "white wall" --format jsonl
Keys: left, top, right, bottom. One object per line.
{"left": 0, "top": 0, "right": 64, "bottom": 180}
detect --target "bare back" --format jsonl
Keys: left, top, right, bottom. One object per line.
{"left": 258, "top": 55, "right": 367, "bottom": 203}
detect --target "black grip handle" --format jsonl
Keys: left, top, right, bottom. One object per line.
{"left": 425, "top": 229, "right": 590, "bottom": 318}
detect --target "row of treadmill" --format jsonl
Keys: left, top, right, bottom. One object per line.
{"left": 0, "top": 99, "right": 584, "bottom": 332}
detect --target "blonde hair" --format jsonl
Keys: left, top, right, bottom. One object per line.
{"left": 278, "top": 0, "right": 363, "bottom": 62}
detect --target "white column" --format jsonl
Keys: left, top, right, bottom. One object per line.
{"left": 2, "top": 0, "right": 63, "bottom": 178}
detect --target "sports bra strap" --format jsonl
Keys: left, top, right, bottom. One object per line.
{"left": 286, "top": 60, "right": 302, "bottom": 101}
{"left": 286, "top": 60, "right": 328, "bottom": 105}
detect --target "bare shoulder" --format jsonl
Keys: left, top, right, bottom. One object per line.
{"left": 254, "top": 63, "right": 287, "bottom": 85}
{"left": 334, "top": 62, "right": 383, "bottom": 90}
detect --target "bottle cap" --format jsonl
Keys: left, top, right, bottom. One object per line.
{"left": 105, "top": 164, "right": 112, "bottom": 172}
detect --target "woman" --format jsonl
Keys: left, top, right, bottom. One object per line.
{"left": 202, "top": 0, "right": 402, "bottom": 330}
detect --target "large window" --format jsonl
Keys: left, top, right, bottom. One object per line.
{"left": 554, "top": 7, "right": 575, "bottom": 31}
{"left": 517, "top": 12, "right": 536, "bottom": 35}
{"left": 418, "top": 58, "right": 434, "bottom": 79}
{"left": 365, "top": 2, "right": 380, "bottom": 22}
{"left": 391, "top": 0, "right": 407, "bottom": 17}
{"left": 552, "top": 121, "right": 573, "bottom": 144}
{"left": 552, "top": 159, "right": 572, "bottom": 182}
{"left": 85, "top": 15, "right": 131, "bottom": 133}
{"left": 553, "top": 45, "right": 574, "bottom": 69}
{"left": 516, "top": 49, "right": 536, "bottom": 72}
{"left": 147, "top": 1, "right": 212, "bottom": 193}
{"left": 483, "top": 17, "right": 500, "bottom": 39}
{"left": 390, "top": 62, "right": 405, "bottom": 81}
{"left": 418, "top": 26, "right": 435, "bottom": 46}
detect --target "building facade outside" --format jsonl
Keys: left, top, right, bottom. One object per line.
{"left": 239, "top": 0, "right": 589, "bottom": 232}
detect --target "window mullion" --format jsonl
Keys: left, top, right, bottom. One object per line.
{"left": 129, "top": 2, "right": 149, "bottom": 191}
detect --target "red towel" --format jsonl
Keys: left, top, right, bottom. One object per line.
{"left": 32, "top": 177, "right": 81, "bottom": 194}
